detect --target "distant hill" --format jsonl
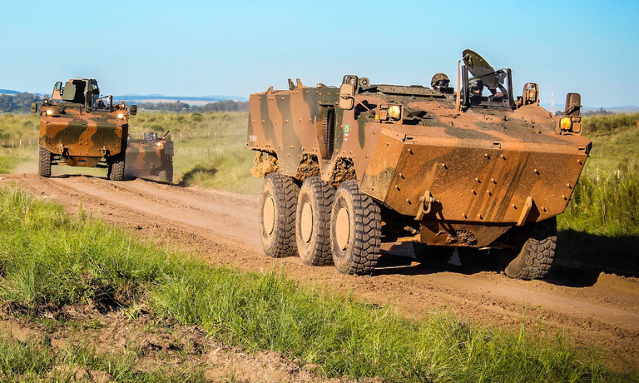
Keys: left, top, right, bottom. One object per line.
{"left": 114, "top": 94, "right": 248, "bottom": 103}
{"left": 540, "top": 103, "right": 639, "bottom": 114}
{"left": 0, "top": 89, "right": 20, "bottom": 95}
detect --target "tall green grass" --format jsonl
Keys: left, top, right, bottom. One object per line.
{"left": 0, "top": 186, "right": 633, "bottom": 382}
{"left": 0, "top": 113, "right": 39, "bottom": 173}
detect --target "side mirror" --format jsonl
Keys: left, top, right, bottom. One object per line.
{"left": 129, "top": 105, "right": 138, "bottom": 116}
{"left": 564, "top": 93, "right": 581, "bottom": 116}
{"left": 339, "top": 83, "right": 355, "bottom": 110}
{"left": 30, "top": 103, "right": 38, "bottom": 114}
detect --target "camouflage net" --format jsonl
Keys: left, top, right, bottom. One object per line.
{"left": 251, "top": 151, "right": 279, "bottom": 178}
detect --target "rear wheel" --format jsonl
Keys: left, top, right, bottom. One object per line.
{"left": 38, "top": 146, "right": 52, "bottom": 177}
{"left": 107, "top": 153, "right": 126, "bottom": 181}
{"left": 504, "top": 217, "right": 557, "bottom": 280}
{"left": 259, "top": 172, "right": 299, "bottom": 258}
{"left": 330, "top": 180, "right": 381, "bottom": 275}
{"left": 296, "top": 177, "right": 334, "bottom": 266}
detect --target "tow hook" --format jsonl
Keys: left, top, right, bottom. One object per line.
{"left": 415, "top": 190, "right": 435, "bottom": 221}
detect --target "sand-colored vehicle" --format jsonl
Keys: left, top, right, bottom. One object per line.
{"left": 32, "top": 79, "right": 136, "bottom": 180}
{"left": 247, "top": 50, "right": 591, "bottom": 279}
{"left": 125, "top": 132, "right": 174, "bottom": 183}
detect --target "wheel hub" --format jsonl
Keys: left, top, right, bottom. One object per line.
{"left": 300, "top": 201, "right": 314, "bottom": 243}
{"left": 335, "top": 207, "right": 350, "bottom": 250}
{"left": 263, "top": 195, "right": 275, "bottom": 235}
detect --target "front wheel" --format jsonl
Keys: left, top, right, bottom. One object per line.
{"left": 164, "top": 157, "right": 173, "bottom": 183}
{"left": 259, "top": 172, "right": 299, "bottom": 258}
{"left": 38, "top": 146, "right": 52, "bottom": 177}
{"left": 330, "top": 181, "right": 381, "bottom": 275}
{"left": 504, "top": 217, "right": 557, "bottom": 280}
{"left": 107, "top": 153, "right": 126, "bottom": 181}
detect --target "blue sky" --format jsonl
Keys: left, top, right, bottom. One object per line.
{"left": 1, "top": 0, "right": 637, "bottom": 107}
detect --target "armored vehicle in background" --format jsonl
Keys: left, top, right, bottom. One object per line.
{"left": 125, "top": 131, "right": 174, "bottom": 183}
{"left": 32, "top": 79, "right": 137, "bottom": 180}
{"left": 247, "top": 49, "right": 591, "bottom": 279}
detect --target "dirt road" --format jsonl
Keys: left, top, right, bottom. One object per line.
{"left": 3, "top": 174, "right": 638, "bottom": 367}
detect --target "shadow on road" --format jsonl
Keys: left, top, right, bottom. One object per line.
{"left": 373, "top": 232, "right": 639, "bottom": 288}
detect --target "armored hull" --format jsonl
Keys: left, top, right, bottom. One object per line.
{"left": 35, "top": 79, "right": 136, "bottom": 181}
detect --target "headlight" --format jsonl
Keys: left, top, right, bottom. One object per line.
{"left": 388, "top": 105, "right": 401, "bottom": 120}
{"left": 560, "top": 117, "right": 572, "bottom": 131}
{"left": 46, "top": 109, "right": 53, "bottom": 116}
{"left": 378, "top": 104, "right": 402, "bottom": 122}
{"left": 156, "top": 142, "right": 164, "bottom": 147}
{"left": 117, "top": 113, "right": 124, "bottom": 119}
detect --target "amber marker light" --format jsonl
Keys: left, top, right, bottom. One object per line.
{"left": 389, "top": 105, "right": 401, "bottom": 120}
{"left": 560, "top": 117, "right": 572, "bottom": 131}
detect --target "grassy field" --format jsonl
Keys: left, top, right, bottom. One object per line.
{"left": 0, "top": 186, "right": 635, "bottom": 382}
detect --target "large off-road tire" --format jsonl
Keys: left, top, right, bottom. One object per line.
{"left": 259, "top": 172, "right": 300, "bottom": 258}
{"left": 296, "top": 177, "right": 335, "bottom": 266}
{"left": 330, "top": 180, "right": 381, "bottom": 275}
{"left": 504, "top": 217, "right": 557, "bottom": 280}
{"left": 107, "top": 153, "right": 126, "bottom": 181}
{"left": 38, "top": 146, "right": 52, "bottom": 177}
{"left": 165, "top": 158, "right": 173, "bottom": 183}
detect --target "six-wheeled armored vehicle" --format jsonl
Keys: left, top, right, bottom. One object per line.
{"left": 247, "top": 50, "right": 591, "bottom": 279}
{"left": 125, "top": 131, "right": 174, "bottom": 183}
{"left": 32, "top": 78, "right": 137, "bottom": 180}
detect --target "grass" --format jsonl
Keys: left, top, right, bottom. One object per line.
{"left": 0, "top": 333, "right": 205, "bottom": 382}
{"left": 554, "top": 113, "right": 639, "bottom": 273}
{"left": 0, "top": 186, "right": 635, "bottom": 382}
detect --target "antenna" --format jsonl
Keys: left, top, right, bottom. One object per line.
{"left": 551, "top": 86, "right": 555, "bottom": 114}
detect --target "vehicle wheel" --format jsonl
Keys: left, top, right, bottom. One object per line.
{"left": 330, "top": 180, "right": 381, "bottom": 275}
{"left": 107, "top": 153, "right": 126, "bottom": 181}
{"left": 38, "top": 146, "right": 52, "bottom": 177}
{"left": 504, "top": 217, "right": 557, "bottom": 280}
{"left": 259, "top": 172, "right": 299, "bottom": 258}
{"left": 296, "top": 177, "right": 334, "bottom": 266}
{"left": 165, "top": 158, "right": 173, "bottom": 183}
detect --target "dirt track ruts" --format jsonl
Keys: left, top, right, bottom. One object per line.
{"left": 3, "top": 173, "right": 638, "bottom": 368}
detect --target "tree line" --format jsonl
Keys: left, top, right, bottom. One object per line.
{"left": 133, "top": 99, "right": 249, "bottom": 113}
{"left": 0, "top": 92, "right": 41, "bottom": 113}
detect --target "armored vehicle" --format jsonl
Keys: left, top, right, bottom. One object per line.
{"left": 125, "top": 131, "right": 174, "bottom": 183}
{"left": 32, "top": 79, "right": 137, "bottom": 180}
{"left": 247, "top": 50, "right": 591, "bottom": 279}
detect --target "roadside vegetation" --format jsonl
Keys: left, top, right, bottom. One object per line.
{"left": 556, "top": 113, "right": 639, "bottom": 273}
{"left": 0, "top": 186, "right": 634, "bottom": 382}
